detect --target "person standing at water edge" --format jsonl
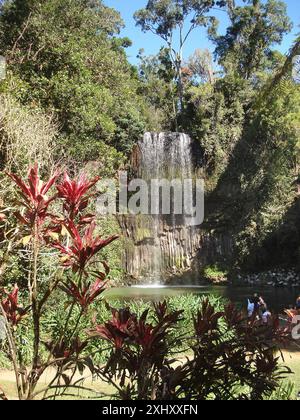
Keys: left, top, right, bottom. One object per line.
{"left": 248, "top": 294, "right": 266, "bottom": 320}
{"left": 261, "top": 307, "right": 272, "bottom": 325}
{"left": 247, "top": 298, "right": 255, "bottom": 318}
{"left": 252, "top": 293, "right": 262, "bottom": 318}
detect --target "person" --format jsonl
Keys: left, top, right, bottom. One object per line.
{"left": 261, "top": 307, "right": 272, "bottom": 325}
{"left": 296, "top": 296, "right": 300, "bottom": 311}
{"left": 252, "top": 293, "right": 260, "bottom": 313}
{"left": 249, "top": 293, "right": 267, "bottom": 320}
{"left": 247, "top": 293, "right": 267, "bottom": 319}
{"left": 247, "top": 298, "right": 255, "bottom": 318}
{"left": 258, "top": 295, "right": 266, "bottom": 308}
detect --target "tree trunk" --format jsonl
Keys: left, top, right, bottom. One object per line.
{"left": 178, "top": 64, "right": 184, "bottom": 112}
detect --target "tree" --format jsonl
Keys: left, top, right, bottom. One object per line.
{"left": 270, "top": 36, "right": 300, "bottom": 89}
{"left": 138, "top": 48, "right": 178, "bottom": 129}
{"left": 134, "top": 0, "right": 226, "bottom": 111}
{"left": 0, "top": 0, "right": 147, "bottom": 166}
{"left": 211, "top": 0, "right": 292, "bottom": 79}
{"left": 187, "top": 48, "right": 215, "bottom": 84}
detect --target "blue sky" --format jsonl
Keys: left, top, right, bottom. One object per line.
{"left": 104, "top": 0, "right": 299, "bottom": 65}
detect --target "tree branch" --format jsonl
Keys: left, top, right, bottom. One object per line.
{"left": 11, "top": 13, "right": 32, "bottom": 56}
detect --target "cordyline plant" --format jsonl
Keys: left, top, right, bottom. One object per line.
{"left": 0, "top": 284, "right": 30, "bottom": 327}
{"left": 89, "top": 300, "right": 292, "bottom": 400}
{"left": 0, "top": 164, "right": 118, "bottom": 400}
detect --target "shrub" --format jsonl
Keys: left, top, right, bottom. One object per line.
{"left": 203, "top": 264, "right": 228, "bottom": 283}
{"left": 90, "top": 299, "right": 292, "bottom": 400}
{"left": 0, "top": 94, "right": 57, "bottom": 175}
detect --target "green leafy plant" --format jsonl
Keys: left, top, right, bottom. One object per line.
{"left": 203, "top": 264, "right": 228, "bottom": 283}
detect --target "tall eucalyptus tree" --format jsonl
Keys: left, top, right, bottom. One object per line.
{"left": 134, "top": 0, "right": 227, "bottom": 111}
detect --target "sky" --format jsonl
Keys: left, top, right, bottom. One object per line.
{"left": 104, "top": 0, "right": 299, "bottom": 65}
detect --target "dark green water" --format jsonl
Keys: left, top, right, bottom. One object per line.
{"left": 104, "top": 285, "right": 300, "bottom": 314}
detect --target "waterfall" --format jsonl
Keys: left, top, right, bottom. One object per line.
{"left": 138, "top": 132, "right": 165, "bottom": 283}
{"left": 123, "top": 132, "right": 199, "bottom": 284}
{"left": 117, "top": 132, "right": 235, "bottom": 284}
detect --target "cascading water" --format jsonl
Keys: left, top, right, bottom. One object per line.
{"left": 120, "top": 132, "right": 202, "bottom": 284}
{"left": 138, "top": 133, "right": 165, "bottom": 283}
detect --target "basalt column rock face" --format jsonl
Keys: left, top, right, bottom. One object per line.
{"left": 118, "top": 132, "right": 205, "bottom": 284}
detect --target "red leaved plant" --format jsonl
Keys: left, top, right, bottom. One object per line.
{"left": 43, "top": 337, "right": 88, "bottom": 364}
{"left": 56, "top": 172, "right": 99, "bottom": 219}
{"left": 7, "top": 163, "right": 59, "bottom": 230}
{"left": 89, "top": 303, "right": 183, "bottom": 356}
{"left": 0, "top": 163, "right": 119, "bottom": 400}
{"left": 0, "top": 284, "right": 29, "bottom": 326}
{"left": 52, "top": 220, "right": 118, "bottom": 274}
{"left": 88, "top": 299, "right": 292, "bottom": 401}
{"left": 89, "top": 307, "right": 137, "bottom": 349}
{"left": 59, "top": 278, "right": 106, "bottom": 310}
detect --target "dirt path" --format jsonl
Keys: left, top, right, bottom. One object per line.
{"left": 0, "top": 366, "right": 106, "bottom": 399}
{"left": 0, "top": 366, "right": 95, "bottom": 383}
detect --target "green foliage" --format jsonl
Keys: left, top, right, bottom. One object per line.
{"left": 134, "top": 0, "right": 226, "bottom": 110}
{"left": 0, "top": 254, "right": 27, "bottom": 288}
{"left": 211, "top": 0, "right": 292, "bottom": 79}
{"left": 134, "top": 0, "right": 222, "bottom": 38}
{"left": 197, "top": 72, "right": 300, "bottom": 271}
{"left": 176, "top": 0, "right": 299, "bottom": 273}
{"left": 0, "top": 0, "right": 154, "bottom": 285}
{"left": 268, "top": 381, "right": 295, "bottom": 401}
{"left": 0, "top": 293, "right": 223, "bottom": 367}
{"left": 0, "top": 93, "right": 57, "bottom": 174}
{"left": 95, "top": 216, "right": 124, "bottom": 284}
{"left": 1, "top": 0, "right": 297, "bottom": 280}
{"left": 0, "top": 350, "right": 10, "bottom": 369}
{"left": 138, "top": 48, "right": 177, "bottom": 130}
{"left": 203, "top": 264, "right": 228, "bottom": 282}
{"left": 0, "top": 0, "right": 148, "bottom": 163}
{"left": 228, "top": 75, "right": 300, "bottom": 270}
{"left": 183, "top": 76, "right": 249, "bottom": 179}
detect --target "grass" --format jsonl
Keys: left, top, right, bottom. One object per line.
{"left": 2, "top": 350, "right": 300, "bottom": 400}
{"left": 0, "top": 368, "right": 115, "bottom": 400}
{"left": 281, "top": 351, "right": 300, "bottom": 398}
{"left": 1, "top": 379, "right": 18, "bottom": 399}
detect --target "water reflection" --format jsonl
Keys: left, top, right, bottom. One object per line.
{"left": 104, "top": 285, "right": 300, "bottom": 313}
